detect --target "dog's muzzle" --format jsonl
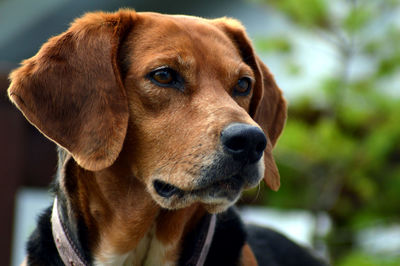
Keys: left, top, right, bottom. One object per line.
{"left": 154, "top": 123, "right": 267, "bottom": 199}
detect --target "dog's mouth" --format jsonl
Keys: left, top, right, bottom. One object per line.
{"left": 153, "top": 180, "right": 185, "bottom": 198}
{"left": 153, "top": 175, "right": 244, "bottom": 199}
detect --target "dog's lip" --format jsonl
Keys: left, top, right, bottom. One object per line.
{"left": 153, "top": 180, "right": 184, "bottom": 198}
{"left": 194, "top": 175, "right": 244, "bottom": 194}
{"left": 153, "top": 175, "right": 244, "bottom": 199}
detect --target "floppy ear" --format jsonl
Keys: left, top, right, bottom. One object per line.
{"left": 212, "top": 18, "right": 287, "bottom": 191}
{"left": 8, "top": 10, "right": 135, "bottom": 171}
{"left": 253, "top": 58, "right": 287, "bottom": 191}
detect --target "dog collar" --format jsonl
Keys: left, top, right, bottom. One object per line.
{"left": 51, "top": 197, "right": 89, "bottom": 266}
{"left": 182, "top": 212, "right": 217, "bottom": 266}
{"left": 194, "top": 213, "right": 217, "bottom": 266}
{"left": 52, "top": 196, "right": 216, "bottom": 266}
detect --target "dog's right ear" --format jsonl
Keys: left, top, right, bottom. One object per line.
{"left": 8, "top": 10, "right": 136, "bottom": 171}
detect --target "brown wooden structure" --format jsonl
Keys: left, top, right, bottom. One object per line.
{"left": 0, "top": 71, "right": 57, "bottom": 265}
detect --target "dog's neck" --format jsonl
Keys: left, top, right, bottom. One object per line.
{"left": 58, "top": 153, "right": 206, "bottom": 265}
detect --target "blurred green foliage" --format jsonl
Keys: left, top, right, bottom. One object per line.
{"left": 245, "top": 0, "right": 400, "bottom": 264}
{"left": 337, "top": 251, "right": 400, "bottom": 266}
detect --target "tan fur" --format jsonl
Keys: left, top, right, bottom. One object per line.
{"left": 8, "top": 9, "right": 286, "bottom": 265}
{"left": 241, "top": 243, "right": 259, "bottom": 266}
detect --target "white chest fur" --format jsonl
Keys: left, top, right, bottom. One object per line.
{"left": 94, "top": 225, "right": 176, "bottom": 266}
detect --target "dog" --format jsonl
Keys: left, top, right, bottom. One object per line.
{"left": 9, "top": 9, "right": 326, "bottom": 266}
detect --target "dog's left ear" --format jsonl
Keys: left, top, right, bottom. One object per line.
{"left": 8, "top": 10, "right": 135, "bottom": 171}
{"left": 213, "top": 18, "right": 287, "bottom": 191}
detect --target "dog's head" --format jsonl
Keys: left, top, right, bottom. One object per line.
{"left": 8, "top": 10, "right": 286, "bottom": 213}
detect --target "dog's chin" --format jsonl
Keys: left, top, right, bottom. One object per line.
{"left": 152, "top": 193, "right": 238, "bottom": 213}
{"left": 149, "top": 174, "right": 260, "bottom": 212}
{"left": 150, "top": 188, "right": 241, "bottom": 213}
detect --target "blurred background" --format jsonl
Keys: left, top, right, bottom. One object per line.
{"left": 1, "top": 0, "right": 399, "bottom": 265}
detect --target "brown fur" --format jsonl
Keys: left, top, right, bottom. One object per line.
{"left": 8, "top": 9, "right": 286, "bottom": 265}
{"left": 241, "top": 244, "right": 259, "bottom": 266}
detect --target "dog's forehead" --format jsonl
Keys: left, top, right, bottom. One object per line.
{"left": 132, "top": 12, "right": 243, "bottom": 68}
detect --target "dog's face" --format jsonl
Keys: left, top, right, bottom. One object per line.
{"left": 122, "top": 14, "right": 270, "bottom": 211}
{"left": 8, "top": 10, "right": 286, "bottom": 213}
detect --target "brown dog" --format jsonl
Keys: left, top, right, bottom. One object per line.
{"left": 8, "top": 9, "right": 324, "bottom": 266}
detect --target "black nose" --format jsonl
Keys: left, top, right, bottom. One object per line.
{"left": 220, "top": 123, "right": 267, "bottom": 164}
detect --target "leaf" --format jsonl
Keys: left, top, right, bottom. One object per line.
{"left": 343, "top": 5, "right": 373, "bottom": 34}
{"left": 255, "top": 37, "right": 292, "bottom": 53}
{"left": 269, "top": 0, "right": 331, "bottom": 29}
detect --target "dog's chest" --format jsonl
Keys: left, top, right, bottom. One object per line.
{"left": 94, "top": 225, "right": 176, "bottom": 266}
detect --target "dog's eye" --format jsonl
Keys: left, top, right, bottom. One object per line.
{"left": 152, "top": 69, "right": 173, "bottom": 84}
{"left": 233, "top": 77, "right": 253, "bottom": 96}
{"left": 148, "top": 67, "right": 184, "bottom": 91}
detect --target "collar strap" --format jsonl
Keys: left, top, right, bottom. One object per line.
{"left": 52, "top": 196, "right": 216, "bottom": 266}
{"left": 51, "top": 197, "right": 89, "bottom": 266}
{"left": 195, "top": 213, "right": 217, "bottom": 266}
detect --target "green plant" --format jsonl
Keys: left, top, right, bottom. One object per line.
{"left": 245, "top": 0, "right": 400, "bottom": 263}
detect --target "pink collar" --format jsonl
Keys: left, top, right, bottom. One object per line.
{"left": 195, "top": 213, "right": 217, "bottom": 266}
{"left": 51, "top": 196, "right": 216, "bottom": 266}
{"left": 51, "top": 197, "right": 89, "bottom": 266}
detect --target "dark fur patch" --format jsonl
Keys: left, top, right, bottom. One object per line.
{"left": 26, "top": 207, "right": 64, "bottom": 266}
{"left": 246, "top": 224, "right": 328, "bottom": 266}
{"left": 179, "top": 208, "right": 246, "bottom": 266}
{"left": 178, "top": 207, "right": 328, "bottom": 266}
